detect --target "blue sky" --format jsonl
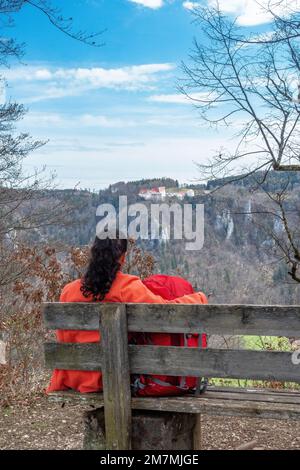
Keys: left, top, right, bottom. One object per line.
{"left": 3, "top": 0, "right": 279, "bottom": 189}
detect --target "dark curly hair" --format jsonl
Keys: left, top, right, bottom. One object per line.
{"left": 81, "top": 234, "right": 127, "bottom": 301}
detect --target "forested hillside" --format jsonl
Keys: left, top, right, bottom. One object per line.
{"left": 15, "top": 172, "right": 300, "bottom": 306}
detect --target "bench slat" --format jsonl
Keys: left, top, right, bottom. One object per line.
{"left": 131, "top": 346, "right": 300, "bottom": 383}
{"left": 47, "top": 387, "right": 300, "bottom": 405}
{"left": 129, "top": 346, "right": 300, "bottom": 382}
{"left": 43, "top": 303, "right": 300, "bottom": 337}
{"left": 132, "top": 396, "right": 300, "bottom": 420}
{"left": 44, "top": 342, "right": 102, "bottom": 370}
{"left": 194, "top": 389, "right": 300, "bottom": 404}
{"left": 44, "top": 343, "right": 300, "bottom": 383}
{"left": 127, "top": 304, "right": 300, "bottom": 336}
{"left": 47, "top": 389, "right": 300, "bottom": 421}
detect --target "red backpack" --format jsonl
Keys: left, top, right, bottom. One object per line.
{"left": 130, "top": 275, "right": 208, "bottom": 397}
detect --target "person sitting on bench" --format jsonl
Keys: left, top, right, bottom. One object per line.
{"left": 46, "top": 233, "right": 207, "bottom": 395}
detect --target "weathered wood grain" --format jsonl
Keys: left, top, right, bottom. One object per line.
{"left": 207, "top": 386, "right": 300, "bottom": 398}
{"left": 44, "top": 342, "right": 102, "bottom": 370}
{"left": 47, "top": 390, "right": 104, "bottom": 406}
{"left": 127, "top": 304, "right": 300, "bottom": 336}
{"left": 44, "top": 342, "right": 300, "bottom": 383}
{"left": 47, "top": 389, "right": 300, "bottom": 421}
{"left": 193, "top": 415, "right": 202, "bottom": 450}
{"left": 132, "top": 396, "right": 300, "bottom": 420}
{"left": 99, "top": 304, "right": 132, "bottom": 450}
{"left": 47, "top": 387, "right": 300, "bottom": 406}
{"left": 129, "top": 346, "right": 300, "bottom": 383}
{"left": 43, "top": 303, "right": 101, "bottom": 331}
{"left": 191, "top": 388, "right": 300, "bottom": 404}
{"left": 43, "top": 303, "right": 300, "bottom": 337}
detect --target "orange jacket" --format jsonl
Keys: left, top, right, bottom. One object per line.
{"left": 46, "top": 271, "right": 207, "bottom": 393}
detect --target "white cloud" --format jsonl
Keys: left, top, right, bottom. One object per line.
{"left": 6, "top": 63, "right": 175, "bottom": 102}
{"left": 148, "top": 92, "right": 215, "bottom": 104}
{"left": 129, "top": 0, "right": 164, "bottom": 8}
{"left": 26, "top": 135, "right": 240, "bottom": 190}
{"left": 22, "top": 113, "right": 64, "bottom": 126}
{"left": 21, "top": 110, "right": 201, "bottom": 131}
{"left": 79, "top": 114, "right": 137, "bottom": 128}
{"left": 6, "top": 63, "right": 174, "bottom": 86}
{"left": 34, "top": 68, "right": 52, "bottom": 80}
{"left": 22, "top": 112, "right": 137, "bottom": 129}
{"left": 197, "top": 1, "right": 300, "bottom": 27}
{"left": 212, "top": 0, "right": 273, "bottom": 26}
{"left": 245, "top": 31, "right": 275, "bottom": 42}
{"left": 183, "top": 2, "right": 200, "bottom": 11}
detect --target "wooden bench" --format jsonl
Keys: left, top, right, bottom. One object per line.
{"left": 43, "top": 303, "right": 300, "bottom": 450}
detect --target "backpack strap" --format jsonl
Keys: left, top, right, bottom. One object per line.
{"left": 131, "top": 375, "right": 146, "bottom": 396}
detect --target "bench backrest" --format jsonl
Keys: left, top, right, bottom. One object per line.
{"left": 43, "top": 303, "right": 300, "bottom": 449}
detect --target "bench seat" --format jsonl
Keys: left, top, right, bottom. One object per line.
{"left": 47, "top": 386, "right": 300, "bottom": 421}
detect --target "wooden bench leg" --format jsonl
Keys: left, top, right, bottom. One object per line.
{"left": 83, "top": 408, "right": 197, "bottom": 450}
{"left": 193, "top": 414, "right": 202, "bottom": 450}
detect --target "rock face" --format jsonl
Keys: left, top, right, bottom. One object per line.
{"left": 216, "top": 209, "right": 234, "bottom": 240}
